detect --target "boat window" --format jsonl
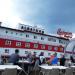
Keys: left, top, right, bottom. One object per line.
{"left": 11, "top": 32, "right": 13, "bottom": 34}
{"left": 20, "top": 33, "right": 23, "bottom": 36}
{"left": 59, "top": 39, "right": 65, "bottom": 44}
{"left": 41, "top": 37, "right": 44, "bottom": 40}
{"left": 26, "top": 34, "right": 29, "bottom": 38}
{"left": 16, "top": 33, "right": 18, "bottom": 35}
{"left": 30, "top": 28, "right": 32, "bottom": 31}
{"left": 21, "top": 26, "right": 23, "bottom": 29}
{"left": 25, "top": 43, "right": 30, "bottom": 48}
{"left": 60, "top": 47, "right": 64, "bottom": 51}
{"left": 39, "top": 30, "right": 41, "bottom": 33}
{"left": 27, "top": 27, "right": 29, "bottom": 30}
{"left": 32, "top": 29, "right": 35, "bottom": 32}
{"left": 36, "top": 29, "right": 38, "bottom": 32}
{"left": 48, "top": 37, "right": 56, "bottom": 42}
{"left": 34, "top": 36, "right": 37, "bottom": 39}
{"left": 16, "top": 42, "right": 21, "bottom": 47}
{"left": 25, "top": 51, "right": 28, "bottom": 54}
{"left": 48, "top": 46, "right": 52, "bottom": 50}
{"left": 34, "top": 43, "right": 38, "bottom": 48}
{"left": 42, "top": 31, "right": 44, "bottom": 34}
{"left": 41, "top": 44, "right": 45, "bottom": 49}
{"left": 5, "top": 40, "right": 11, "bottom": 46}
{"left": 5, "top": 31, "right": 8, "bottom": 33}
{"left": 5, "top": 49, "right": 9, "bottom": 53}
{"left": 54, "top": 46, "right": 58, "bottom": 51}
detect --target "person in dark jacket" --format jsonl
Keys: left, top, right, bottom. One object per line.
{"left": 70, "top": 55, "right": 75, "bottom": 63}
{"left": 9, "top": 49, "right": 19, "bottom": 65}
{"left": 60, "top": 55, "right": 66, "bottom": 66}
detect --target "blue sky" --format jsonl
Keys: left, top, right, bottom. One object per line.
{"left": 0, "top": 0, "right": 75, "bottom": 37}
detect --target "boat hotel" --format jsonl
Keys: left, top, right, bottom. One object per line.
{"left": 0, "top": 22, "right": 74, "bottom": 62}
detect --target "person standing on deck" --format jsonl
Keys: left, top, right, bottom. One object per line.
{"left": 51, "top": 53, "right": 58, "bottom": 65}
{"left": 70, "top": 55, "right": 75, "bottom": 63}
{"left": 60, "top": 55, "right": 66, "bottom": 66}
{"left": 9, "top": 49, "right": 19, "bottom": 65}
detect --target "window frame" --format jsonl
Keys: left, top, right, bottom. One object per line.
{"left": 34, "top": 43, "right": 38, "bottom": 48}
{"left": 34, "top": 36, "right": 37, "bottom": 39}
{"left": 41, "top": 37, "right": 44, "bottom": 40}
{"left": 48, "top": 46, "right": 52, "bottom": 50}
{"left": 5, "top": 49, "right": 9, "bottom": 53}
{"left": 16, "top": 42, "right": 21, "bottom": 47}
{"left": 5, "top": 40, "right": 11, "bottom": 46}
{"left": 54, "top": 46, "right": 58, "bottom": 51}
{"left": 41, "top": 44, "right": 45, "bottom": 49}
{"left": 26, "top": 34, "right": 29, "bottom": 38}
{"left": 25, "top": 43, "right": 30, "bottom": 48}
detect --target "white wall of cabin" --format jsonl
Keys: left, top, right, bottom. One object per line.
{"left": 0, "top": 28, "right": 69, "bottom": 47}
{"left": 0, "top": 48, "right": 64, "bottom": 58}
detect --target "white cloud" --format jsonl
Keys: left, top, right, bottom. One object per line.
{"left": 0, "top": 0, "right": 12, "bottom": 21}
{"left": 0, "top": 0, "right": 23, "bottom": 28}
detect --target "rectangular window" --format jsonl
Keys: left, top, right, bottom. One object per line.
{"left": 48, "top": 38, "right": 51, "bottom": 41}
{"left": 5, "top": 31, "right": 8, "bottom": 33}
{"left": 48, "top": 37, "right": 56, "bottom": 42}
{"left": 34, "top": 44, "right": 38, "bottom": 48}
{"left": 11, "top": 32, "right": 13, "bottom": 34}
{"left": 5, "top": 49, "right": 9, "bottom": 53}
{"left": 25, "top": 43, "right": 30, "bottom": 48}
{"left": 48, "top": 46, "right": 52, "bottom": 50}
{"left": 25, "top": 51, "right": 28, "bottom": 54}
{"left": 34, "top": 36, "right": 37, "bottom": 39}
{"left": 54, "top": 47, "right": 58, "bottom": 51}
{"left": 5, "top": 40, "right": 11, "bottom": 46}
{"left": 59, "top": 39, "right": 65, "bottom": 44}
{"left": 60, "top": 47, "right": 64, "bottom": 51}
{"left": 26, "top": 34, "right": 29, "bottom": 38}
{"left": 16, "top": 42, "right": 21, "bottom": 47}
{"left": 41, "top": 45, "right": 45, "bottom": 49}
{"left": 20, "top": 33, "right": 23, "bottom": 36}
{"left": 41, "top": 37, "right": 44, "bottom": 40}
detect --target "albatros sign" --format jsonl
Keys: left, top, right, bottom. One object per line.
{"left": 57, "top": 28, "right": 72, "bottom": 39}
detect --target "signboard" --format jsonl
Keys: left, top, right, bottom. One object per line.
{"left": 57, "top": 28, "right": 72, "bottom": 39}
